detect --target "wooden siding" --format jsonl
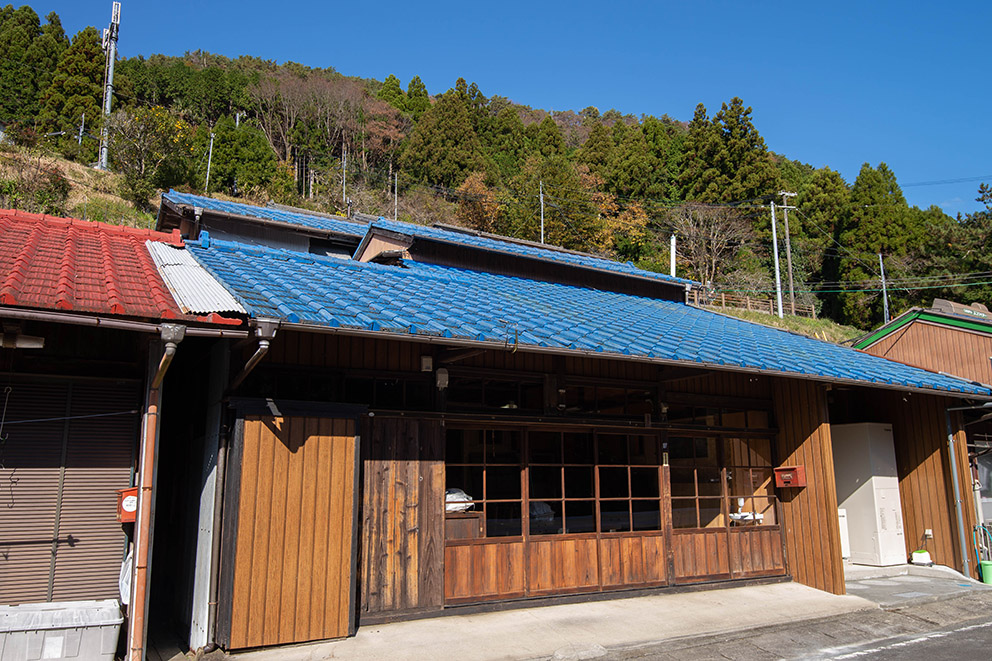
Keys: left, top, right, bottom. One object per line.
{"left": 730, "top": 528, "right": 786, "bottom": 577}
{"left": 444, "top": 541, "right": 526, "bottom": 602}
{"left": 672, "top": 530, "right": 731, "bottom": 583}
{"left": 360, "top": 417, "right": 444, "bottom": 616}
{"left": 227, "top": 417, "right": 357, "bottom": 650}
{"left": 865, "top": 320, "right": 992, "bottom": 386}
{"left": 772, "top": 378, "right": 845, "bottom": 595}
{"left": 874, "top": 392, "right": 976, "bottom": 576}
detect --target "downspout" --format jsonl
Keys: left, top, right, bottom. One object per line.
{"left": 229, "top": 317, "right": 279, "bottom": 392}
{"left": 945, "top": 401, "right": 992, "bottom": 579}
{"left": 205, "top": 317, "right": 278, "bottom": 649}
{"left": 129, "top": 324, "right": 185, "bottom": 661}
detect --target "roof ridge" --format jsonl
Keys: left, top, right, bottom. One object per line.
{"left": 0, "top": 208, "right": 183, "bottom": 246}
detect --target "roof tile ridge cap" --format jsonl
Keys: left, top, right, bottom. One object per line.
{"left": 134, "top": 235, "right": 180, "bottom": 318}
{"left": 1, "top": 207, "right": 49, "bottom": 224}
{"left": 99, "top": 231, "right": 127, "bottom": 314}
{"left": 54, "top": 224, "right": 77, "bottom": 310}
{"left": 0, "top": 221, "right": 47, "bottom": 305}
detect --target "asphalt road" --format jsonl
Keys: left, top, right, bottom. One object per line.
{"left": 610, "top": 590, "right": 992, "bottom": 661}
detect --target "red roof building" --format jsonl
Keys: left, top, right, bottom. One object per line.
{"left": 0, "top": 209, "right": 237, "bottom": 324}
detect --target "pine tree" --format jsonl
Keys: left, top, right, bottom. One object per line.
{"left": 576, "top": 121, "right": 614, "bottom": 180}
{"left": 0, "top": 5, "right": 41, "bottom": 123}
{"left": 405, "top": 75, "right": 430, "bottom": 120}
{"left": 377, "top": 74, "right": 407, "bottom": 112}
{"left": 399, "top": 89, "right": 486, "bottom": 188}
{"left": 480, "top": 106, "right": 528, "bottom": 181}
{"left": 38, "top": 26, "right": 104, "bottom": 144}
{"left": 535, "top": 115, "right": 565, "bottom": 158}
{"left": 606, "top": 122, "right": 655, "bottom": 198}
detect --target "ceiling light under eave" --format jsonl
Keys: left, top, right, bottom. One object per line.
{"left": 0, "top": 333, "right": 45, "bottom": 349}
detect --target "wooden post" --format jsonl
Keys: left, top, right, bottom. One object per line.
{"left": 746, "top": 296, "right": 751, "bottom": 311}
{"left": 721, "top": 293, "right": 726, "bottom": 308}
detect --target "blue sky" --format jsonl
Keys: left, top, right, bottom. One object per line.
{"left": 38, "top": 1, "right": 991, "bottom": 216}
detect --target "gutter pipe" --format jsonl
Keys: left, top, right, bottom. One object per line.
{"left": 204, "top": 423, "right": 228, "bottom": 651}
{"left": 129, "top": 324, "right": 185, "bottom": 661}
{"left": 229, "top": 318, "right": 279, "bottom": 392}
{"left": 945, "top": 401, "right": 992, "bottom": 579}
{"left": 0, "top": 307, "right": 248, "bottom": 338}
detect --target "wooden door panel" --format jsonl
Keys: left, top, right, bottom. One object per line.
{"left": 730, "top": 527, "right": 786, "bottom": 578}
{"left": 227, "top": 417, "right": 357, "bottom": 650}
{"left": 672, "top": 530, "right": 731, "bottom": 583}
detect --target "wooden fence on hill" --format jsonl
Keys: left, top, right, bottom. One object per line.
{"left": 688, "top": 290, "right": 817, "bottom": 319}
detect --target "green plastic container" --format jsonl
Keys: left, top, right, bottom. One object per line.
{"left": 981, "top": 560, "right": 992, "bottom": 585}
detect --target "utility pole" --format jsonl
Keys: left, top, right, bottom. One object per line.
{"left": 235, "top": 111, "right": 243, "bottom": 128}
{"left": 394, "top": 172, "right": 398, "bottom": 221}
{"left": 539, "top": 180, "right": 545, "bottom": 244}
{"left": 770, "top": 201, "right": 784, "bottom": 319}
{"left": 879, "top": 253, "right": 890, "bottom": 323}
{"left": 670, "top": 234, "right": 677, "bottom": 278}
{"left": 97, "top": 2, "right": 120, "bottom": 170}
{"left": 779, "top": 191, "right": 798, "bottom": 315}
{"left": 342, "top": 146, "right": 347, "bottom": 207}
{"left": 204, "top": 132, "right": 215, "bottom": 194}
{"left": 77, "top": 113, "right": 85, "bottom": 145}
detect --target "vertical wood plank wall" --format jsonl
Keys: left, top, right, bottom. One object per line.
{"left": 876, "top": 392, "right": 976, "bottom": 576}
{"left": 865, "top": 321, "right": 992, "bottom": 386}
{"left": 360, "top": 417, "right": 444, "bottom": 616}
{"left": 771, "top": 378, "right": 845, "bottom": 595}
{"left": 227, "top": 417, "right": 357, "bottom": 650}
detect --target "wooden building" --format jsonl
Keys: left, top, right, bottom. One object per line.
{"left": 855, "top": 298, "right": 992, "bottom": 524}
{"left": 151, "top": 193, "right": 990, "bottom": 653}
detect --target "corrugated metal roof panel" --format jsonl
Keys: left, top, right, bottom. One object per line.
{"left": 187, "top": 236, "right": 992, "bottom": 398}
{"left": 147, "top": 240, "right": 246, "bottom": 315}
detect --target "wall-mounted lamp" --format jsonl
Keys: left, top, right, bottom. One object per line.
{"left": 436, "top": 367, "right": 449, "bottom": 390}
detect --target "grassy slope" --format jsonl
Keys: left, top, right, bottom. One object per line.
{"left": 701, "top": 306, "right": 865, "bottom": 344}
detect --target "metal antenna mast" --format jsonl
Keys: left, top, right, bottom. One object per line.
{"left": 539, "top": 181, "right": 545, "bottom": 244}
{"left": 770, "top": 201, "right": 784, "bottom": 319}
{"left": 97, "top": 2, "right": 120, "bottom": 171}
{"left": 879, "top": 253, "right": 890, "bottom": 323}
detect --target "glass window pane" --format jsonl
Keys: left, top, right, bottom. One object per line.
{"left": 529, "top": 465, "right": 562, "bottom": 499}
{"left": 697, "top": 467, "right": 723, "bottom": 497}
{"left": 446, "top": 429, "right": 484, "bottom": 464}
{"left": 564, "top": 432, "right": 595, "bottom": 464}
{"left": 564, "top": 466, "right": 594, "bottom": 498}
{"left": 486, "top": 381, "right": 519, "bottom": 410}
{"left": 628, "top": 390, "right": 654, "bottom": 416}
{"left": 599, "top": 466, "right": 629, "bottom": 498}
{"left": 448, "top": 377, "right": 483, "bottom": 406}
{"left": 666, "top": 403, "right": 694, "bottom": 425}
{"left": 670, "top": 466, "right": 695, "bottom": 497}
{"left": 487, "top": 430, "right": 521, "bottom": 463}
{"left": 600, "top": 500, "right": 630, "bottom": 532}
{"left": 520, "top": 382, "right": 544, "bottom": 412}
{"left": 487, "top": 465, "right": 521, "bottom": 500}
{"left": 699, "top": 498, "right": 725, "bottom": 528}
{"left": 671, "top": 499, "right": 697, "bottom": 528}
{"left": 445, "top": 466, "right": 483, "bottom": 506}
{"left": 629, "top": 435, "right": 659, "bottom": 464}
{"left": 668, "top": 437, "right": 695, "bottom": 464}
{"left": 630, "top": 467, "right": 660, "bottom": 498}
{"left": 486, "top": 501, "right": 522, "bottom": 537}
{"left": 695, "top": 437, "right": 719, "bottom": 466}
{"left": 748, "top": 410, "right": 770, "bottom": 429}
{"left": 597, "top": 434, "right": 628, "bottom": 464}
{"left": 529, "top": 499, "right": 563, "bottom": 535}
{"left": 529, "top": 431, "right": 562, "bottom": 463}
{"left": 753, "top": 497, "right": 777, "bottom": 525}
{"left": 564, "top": 500, "right": 596, "bottom": 533}
{"left": 632, "top": 500, "right": 661, "bottom": 531}
{"left": 597, "top": 387, "right": 627, "bottom": 415}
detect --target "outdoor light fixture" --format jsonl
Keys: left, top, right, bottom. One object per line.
{"left": 421, "top": 356, "right": 433, "bottom": 372}
{"left": 436, "top": 368, "right": 449, "bottom": 390}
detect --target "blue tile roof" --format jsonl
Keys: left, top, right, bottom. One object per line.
{"left": 365, "top": 219, "right": 696, "bottom": 287}
{"left": 162, "top": 191, "right": 367, "bottom": 237}
{"left": 187, "top": 236, "right": 991, "bottom": 397}
{"left": 161, "top": 191, "right": 693, "bottom": 287}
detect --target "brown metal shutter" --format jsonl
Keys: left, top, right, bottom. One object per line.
{"left": 0, "top": 378, "right": 138, "bottom": 605}
{"left": 0, "top": 382, "right": 69, "bottom": 605}
{"left": 51, "top": 382, "right": 137, "bottom": 601}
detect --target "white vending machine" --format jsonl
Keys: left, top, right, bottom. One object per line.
{"left": 832, "top": 423, "right": 906, "bottom": 566}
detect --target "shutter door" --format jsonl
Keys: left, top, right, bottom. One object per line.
{"left": 0, "top": 378, "right": 138, "bottom": 605}
{"left": 0, "top": 382, "right": 69, "bottom": 604}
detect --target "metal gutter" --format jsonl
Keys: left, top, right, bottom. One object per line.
{"left": 230, "top": 318, "right": 280, "bottom": 392}
{"left": 276, "top": 320, "right": 992, "bottom": 400}
{"left": 0, "top": 307, "right": 249, "bottom": 338}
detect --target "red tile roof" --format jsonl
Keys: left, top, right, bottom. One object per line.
{"left": 0, "top": 209, "right": 221, "bottom": 322}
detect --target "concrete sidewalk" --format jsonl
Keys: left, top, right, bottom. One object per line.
{"left": 843, "top": 562, "right": 992, "bottom": 608}
{"left": 232, "top": 582, "right": 875, "bottom": 661}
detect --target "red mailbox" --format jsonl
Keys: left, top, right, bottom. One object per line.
{"left": 117, "top": 487, "right": 138, "bottom": 523}
{"left": 774, "top": 465, "right": 807, "bottom": 488}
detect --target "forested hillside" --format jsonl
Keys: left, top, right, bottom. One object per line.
{"left": 1, "top": 3, "right": 989, "bottom": 330}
